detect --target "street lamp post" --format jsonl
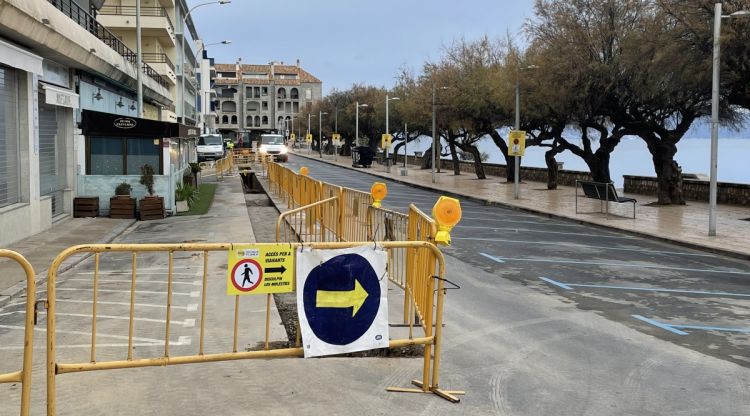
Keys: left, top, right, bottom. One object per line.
{"left": 319, "top": 111, "right": 328, "bottom": 158}
{"left": 307, "top": 113, "right": 316, "bottom": 154}
{"left": 179, "top": 1, "right": 230, "bottom": 123}
{"left": 431, "top": 84, "right": 447, "bottom": 183}
{"left": 355, "top": 102, "right": 368, "bottom": 147}
{"left": 136, "top": 0, "right": 143, "bottom": 117}
{"left": 709, "top": 4, "right": 750, "bottom": 236}
{"left": 385, "top": 95, "right": 399, "bottom": 173}
{"left": 513, "top": 65, "right": 538, "bottom": 199}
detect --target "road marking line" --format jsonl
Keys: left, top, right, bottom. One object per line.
{"left": 75, "top": 271, "right": 197, "bottom": 276}
{"left": 458, "top": 225, "right": 632, "bottom": 239}
{"left": 459, "top": 217, "right": 581, "bottom": 227}
{"left": 632, "top": 315, "right": 750, "bottom": 335}
{"left": 0, "top": 324, "right": 193, "bottom": 343}
{"left": 34, "top": 312, "right": 198, "bottom": 327}
{"left": 53, "top": 299, "right": 194, "bottom": 310}
{"left": 40, "top": 288, "right": 197, "bottom": 296}
{"left": 190, "top": 291, "right": 200, "bottom": 298}
{"left": 0, "top": 341, "right": 194, "bottom": 350}
{"left": 631, "top": 315, "right": 689, "bottom": 335}
{"left": 64, "top": 278, "right": 203, "bottom": 286}
{"left": 539, "top": 276, "right": 750, "bottom": 297}
{"left": 480, "top": 252, "right": 750, "bottom": 276}
{"left": 455, "top": 237, "right": 713, "bottom": 257}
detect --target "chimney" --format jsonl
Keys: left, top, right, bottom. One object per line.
{"left": 296, "top": 59, "right": 300, "bottom": 68}
{"left": 270, "top": 62, "right": 275, "bottom": 78}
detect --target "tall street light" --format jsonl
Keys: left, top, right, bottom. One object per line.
{"left": 431, "top": 84, "right": 448, "bottom": 183}
{"left": 180, "top": 1, "right": 231, "bottom": 124}
{"left": 385, "top": 95, "right": 399, "bottom": 173}
{"left": 709, "top": 3, "right": 750, "bottom": 236}
{"left": 136, "top": 0, "right": 143, "bottom": 117}
{"left": 307, "top": 113, "right": 316, "bottom": 154}
{"left": 196, "top": 40, "right": 231, "bottom": 133}
{"left": 514, "top": 64, "right": 538, "bottom": 199}
{"left": 356, "top": 102, "right": 368, "bottom": 147}
{"left": 319, "top": 111, "right": 328, "bottom": 158}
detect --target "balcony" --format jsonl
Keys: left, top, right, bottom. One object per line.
{"left": 142, "top": 53, "right": 176, "bottom": 84}
{"left": 97, "top": 5, "right": 175, "bottom": 45}
{"left": 47, "top": 0, "right": 170, "bottom": 89}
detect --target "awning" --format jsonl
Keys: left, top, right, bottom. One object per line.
{"left": 0, "top": 38, "right": 43, "bottom": 74}
{"left": 41, "top": 83, "right": 79, "bottom": 109}
{"left": 81, "top": 109, "right": 173, "bottom": 138}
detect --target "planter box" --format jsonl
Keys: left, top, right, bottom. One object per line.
{"left": 139, "top": 196, "right": 165, "bottom": 221}
{"left": 176, "top": 200, "right": 189, "bottom": 213}
{"left": 74, "top": 196, "right": 99, "bottom": 218}
{"left": 109, "top": 196, "right": 136, "bottom": 219}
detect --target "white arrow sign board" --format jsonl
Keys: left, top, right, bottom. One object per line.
{"left": 296, "top": 246, "right": 389, "bottom": 358}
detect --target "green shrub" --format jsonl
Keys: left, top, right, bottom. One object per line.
{"left": 175, "top": 182, "right": 198, "bottom": 208}
{"left": 115, "top": 182, "right": 132, "bottom": 196}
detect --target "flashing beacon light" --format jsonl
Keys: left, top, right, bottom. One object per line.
{"left": 299, "top": 167, "right": 309, "bottom": 176}
{"left": 370, "top": 182, "right": 387, "bottom": 208}
{"left": 432, "top": 196, "right": 462, "bottom": 246}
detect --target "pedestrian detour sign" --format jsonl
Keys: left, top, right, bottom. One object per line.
{"left": 296, "top": 246, "right": 389, "bottom": 357}
{"left": 227, "top": 244, "right": 294, "bottom": 295}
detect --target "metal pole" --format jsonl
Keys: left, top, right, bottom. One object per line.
{"left": 385, "top": 94, "right": 390, "bottom": 173}
{"left": 319, "top": 110, "right": 323, "bottom": 158}
{"left": 180, "top": 15, "right": 185, "bottom": 122}
{"left": 431, "top": 84, "right": 436, "bottom": 183}
{"left": 356, "top": 101, "right": 359, "bottom": 146}
{"left": 335, "top": 106, "right": 338, "bottom": 132}
{"left": 709, "top": 1, "right": 722, "bottom": 236}
{"left": 308, "top": 112, "right": 311, "bottom": 154}
{"left": 136, "top": 0, "right": 143, "bottom": 117}
{"left": 514, "top": 73, "right": 521, "bottom": 200}
{"left": 402, "top": 122, "right": 408, "bottom": 176}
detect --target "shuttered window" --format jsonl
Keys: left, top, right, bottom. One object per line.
{"left": 39, "top": 95, "right": 67, "bottom": 216}
{"left": 0, "top": 66, "right": 19, "bottom": 208}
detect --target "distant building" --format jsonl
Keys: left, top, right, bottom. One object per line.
{"left": 213, "top": 60, "right": 322, "bottom": 142}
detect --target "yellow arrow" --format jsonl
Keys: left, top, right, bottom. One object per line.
{"left": 316, "top": 279, "right": 369, "bottom": 317}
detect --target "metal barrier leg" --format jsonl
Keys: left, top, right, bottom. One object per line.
{"left": 0, "top": 250, "right": 35, "bottom": 416}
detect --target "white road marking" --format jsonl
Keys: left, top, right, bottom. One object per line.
{"left": 64, "top": 278, "right": 203, "bottom": 286}
{"left": 40, "top": 288, "right": 198, "bottom": 297}
{"left": 75, "top": 271, "right": 197, "bottom": 276}
{"left": 35, "top": 312, "right": 197, "bottom": 327}
{"left": 456, "top": 237, "right": 713, "bottom": 257}
{"left": 459, "top": 217, "right": 580, "bottom": 227}
{"left": 53, "top": 299, "right": 196, "bottom": 310}
{"left": 0, "top": 325, "right": 192, "bottom": 344}
{"left": 456, "top": 225, "right": 632, "bottom": 239}
{"left": 0, "top": 336, "right": 193, "bottom": 350}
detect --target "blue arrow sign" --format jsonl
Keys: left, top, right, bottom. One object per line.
{"left": 302, "top": 253, "right": 381, "bottom": 345}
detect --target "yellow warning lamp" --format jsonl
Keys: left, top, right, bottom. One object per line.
{"left": 432, "top": 196, "right": 462, "bottom": 246}
{"left": 299, "top": 167, "right": 309, "bottom": 176}
{"left": 370, "top": 182, "right": 388, "bottom": 208}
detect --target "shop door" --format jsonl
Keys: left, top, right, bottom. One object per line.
{"left": 38, "top": 98, "right": 66, "bottom": 216}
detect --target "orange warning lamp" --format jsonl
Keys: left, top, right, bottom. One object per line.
{"left": 432, "top": 196, "right": 462, "bottom": 246}
{"left": 299, "top": 166, "right": 309, "bottom": 176}
{"left": 370, "top": 182, "right": 388, "bottom": 208}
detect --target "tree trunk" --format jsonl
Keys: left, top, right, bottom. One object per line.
{"left": 651, "top": 141, "right": 685, "bottom": 205}
{"left": 488, "top": 130, "right": 515, "bottom": 182}
{"left": 421, "top": 144, "right": 433, "bottom": 169}
{"left": 544, "top": 149, "right": 559, "bottom": 190}
{"left": 448, "top": 141, "right": 460, "bottom": 175}
{"left": 456, "top": 142, "right": 486, "bottom": 179}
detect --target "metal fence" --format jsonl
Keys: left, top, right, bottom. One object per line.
{"left": 0, "top": 250, "right": 36, "bottom": 416}
{"left": 43, "top": 241, "right": 458, "bottom": 415}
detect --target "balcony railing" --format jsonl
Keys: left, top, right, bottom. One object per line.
{"left": 98, "top": 5, "right": 174, "bottom": 31}
{"left": 48, "top": 0, "right": 170, "bottom": 89}
{"left": 142, "top": 53, "right": 175, "bottom": 72}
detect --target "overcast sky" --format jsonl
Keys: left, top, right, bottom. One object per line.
{"left": 188, "top": 0, "right": 536, "bottom": 94}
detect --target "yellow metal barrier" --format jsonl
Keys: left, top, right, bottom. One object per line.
{"left": 44, "top": 241, "right": 459, "bottom": 414}
{"left": 276, "top": 197, "right": 341, "bottom": 243}
{"left": 0, "top": 250, "right": 36, "bottom": 416}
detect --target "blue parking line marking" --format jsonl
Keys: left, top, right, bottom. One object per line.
{"left": 631, "top": 315, "right": 689, "bottom": 335}
{"left": 539, "top": 277, "right": 573, "bottom": 290}
{"left": 538, "top": 277, "right": 750, "bottom": 298}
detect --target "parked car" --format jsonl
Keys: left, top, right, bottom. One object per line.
{"left": 258, "top": 134, "right": 289, "bottom": 162}
{"left": 197, "top": 134, "right": 225, "bottom": 162}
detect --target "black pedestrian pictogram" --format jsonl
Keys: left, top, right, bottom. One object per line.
{"left": 242, "top": 264, "right": 254, "bottom": 287}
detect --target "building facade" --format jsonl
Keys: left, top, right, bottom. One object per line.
{"left": 213, "top": 60, "right": 322, "bottom": 142}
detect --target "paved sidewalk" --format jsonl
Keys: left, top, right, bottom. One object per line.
{"left": 294, "top": 152, "right": 750, "bottom": 258}
{"left": 0, "top": 217, "right": 134, "bottom": 307}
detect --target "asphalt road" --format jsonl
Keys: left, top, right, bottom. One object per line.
{"left": 285, "top": 154, "right": 750, "bottom": 368}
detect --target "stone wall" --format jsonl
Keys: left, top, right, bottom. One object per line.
{"left": 624, "top": 175, "right": 750, "bottom": 206}
{"left": 392, "top": 154, "right": 591, "bottom": 187}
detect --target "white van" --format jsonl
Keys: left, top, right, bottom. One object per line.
{"left": 259, "top": 134, "right": 288, "bottom": 162}
{"left": 197, "top": 134, "right": 225, "bottom": 161}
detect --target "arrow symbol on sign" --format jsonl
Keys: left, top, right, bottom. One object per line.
{"left": 264, "top": 265, "right": 287, "bottom": 274}
{"left": 316, "top": 279, "right": 369, "bottom": 317}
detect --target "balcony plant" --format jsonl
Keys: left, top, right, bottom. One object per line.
{"left": 110, "top": 182, "right": 135, "bottom": 219}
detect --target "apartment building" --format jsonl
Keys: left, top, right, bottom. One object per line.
{"left": 96, "top": 0, "right": 200, "bottom": 125}
{"left": 213, "top": 60, "right": 322, "bottom": 142}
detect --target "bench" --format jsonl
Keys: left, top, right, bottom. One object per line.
{"left": 575, "top": 180, "right": 636, "bottom": 219}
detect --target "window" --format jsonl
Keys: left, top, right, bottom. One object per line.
{"left": 290, "top": 88, "right": 299, "bottom": 99}
{"left": 254, "top": 87, "right": 260, "bottom": 97}
{"left": 246, "top": 116, "right": 253, "bottom": 126}
{"left": 262, "top": 101, "right": 268, "bottom": 110}
{"left": 305, "top": 88, "right": 312, "bottom": 100}
{"left": 277, "top": 101, "right": 283, "bottom": 110}
{"left": 231, "top": 115, "right": 237, "bottom": 124}
{"left": 262, "top": 116, "right": 268, "bottom": 125}
{"left": 0, "top": 66, "right": 19, "bottom": 208}
{"left": 254, "top": 116, "right": 260, "bottom": 127}
{"left": 261, "top": 87, "right": 268, "bottom": 96}
{"left": 221, "top": 101, "right": 237, "bottom": 112}
{"left": 246, "top": 101, "right": 260, "bottom": 112}
{"left": 222, "top": 115, "right": 228, "bottom": 124}
{"left": 88, "top": 137, "right": 161, "bottom": 175}
{"left": 293, "top": 102, "right": 299, "bottom": 113}
{"left": 277, "top": 88, "right": 286, "bottom": 99}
